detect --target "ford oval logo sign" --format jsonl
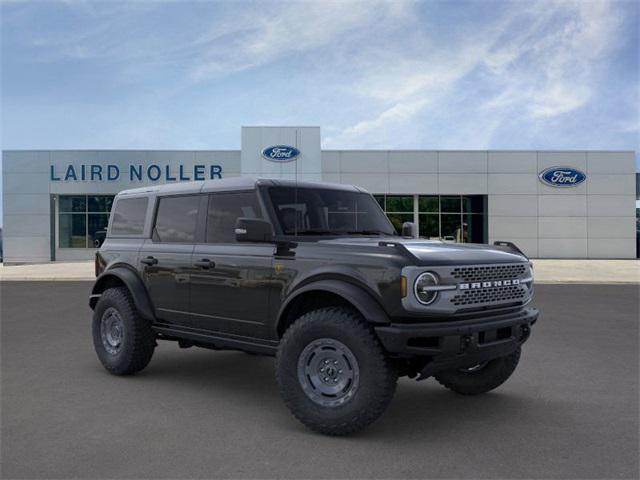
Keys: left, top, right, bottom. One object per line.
{"left": 261, "top": 145, "right": 300, "bottom": 162}
{"left": 538, "top": 166, "right": 586, "bottom": 188}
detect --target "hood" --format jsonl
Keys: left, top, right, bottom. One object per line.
{"left": 316, "top": 237, "right": 528, "bottom": 266}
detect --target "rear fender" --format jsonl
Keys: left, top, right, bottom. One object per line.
{"left": 90, "top": 266, "right": 155, "bottom": 321}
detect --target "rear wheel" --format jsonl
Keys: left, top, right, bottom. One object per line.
{"left": 92, "top": 287, "right": 155, "bottom": 375}
{"left": 276, "top": 307, "right": 397, "bottom": 436}
{"left": 434, "top": 348, "right": 521, "bottom": 395}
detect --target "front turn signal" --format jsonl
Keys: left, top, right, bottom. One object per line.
{"left": 400, "top": 276, "right": 407, "bottom": 298}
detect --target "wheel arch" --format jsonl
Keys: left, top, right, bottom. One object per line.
{"left": 90, "top": 265, "right": 155, "bottom": 321}
{"left": 276, "top": 279, "right": 390, "bottom": 338}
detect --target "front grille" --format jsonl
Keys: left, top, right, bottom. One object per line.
{"left": 451, "top": 284, "right": 527, "bottom": 306}
{"left": 451, "top": 264, "right": 527, "bottom": 283}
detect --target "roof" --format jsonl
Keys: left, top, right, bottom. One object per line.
{"left": 116, "top": 176, "right": 363, "bottom": 197}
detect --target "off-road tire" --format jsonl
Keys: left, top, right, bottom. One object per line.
{"left": 275, "top": 307, "right": 398, "bottom": 436}
{"left": 92, "top": 287, "right": 155, "bottom": 375}
{"left": 434, "top": 348, "right": 521, "bottom": 395}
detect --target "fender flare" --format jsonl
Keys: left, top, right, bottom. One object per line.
{"left": 277, "top": 279, "right": 390, "bottom": 334}
{"left": 90, "top": 266, "right": 155, "bottom": 321}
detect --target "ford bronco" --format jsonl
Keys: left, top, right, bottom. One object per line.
{"left": 90, "top": 177, "right": 538, "bottom": 435}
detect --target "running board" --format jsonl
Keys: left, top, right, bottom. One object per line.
{"left": 152, "top": 324, "right": 278, "bottom": 356}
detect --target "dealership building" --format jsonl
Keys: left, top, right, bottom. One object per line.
{"left": 2, "top": 126, "right": 637, "bottom": 263}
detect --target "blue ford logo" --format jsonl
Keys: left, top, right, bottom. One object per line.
{"left": 261, "top": 145, "right": 300, "bottom": 162}
{"left": 538, "top": 166, "right": 586, "bottom": 187}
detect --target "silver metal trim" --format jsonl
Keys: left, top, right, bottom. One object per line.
{"left": 419, "top": 285, "right": 457, "bottom": 292}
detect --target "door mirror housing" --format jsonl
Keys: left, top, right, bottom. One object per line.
{"left": 235, "top": 218, "right": 274, "bottom": 243}
{"left": 401, "top": 221, "right": 416, "bottom": 238}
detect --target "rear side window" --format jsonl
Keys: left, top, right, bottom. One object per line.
{"left": 110, "top": 197, "right": 148, "bottom": 236}
{"left": 153, "top": 195, "right": 200, "bottom": 243}
{"left": 206, "top": 192, "right": 262, "bottom": 243}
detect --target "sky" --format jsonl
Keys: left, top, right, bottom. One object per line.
{"left": 1, "top": 0, "right": 639, "bottom": 225}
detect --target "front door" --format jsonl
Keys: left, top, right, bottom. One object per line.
{"left": 139, "top": 194, "right": 202, "bottom": 325}
{"left": 189, "top": 191, "right": 274, "bottom": 339}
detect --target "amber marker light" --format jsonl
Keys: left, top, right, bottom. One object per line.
{"left": 401, "top": 276, "right": 408, "bottom": 298}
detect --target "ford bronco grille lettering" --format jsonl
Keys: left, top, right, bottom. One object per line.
{"left": 459, "top": 278, "right": 521, "bottom": 290}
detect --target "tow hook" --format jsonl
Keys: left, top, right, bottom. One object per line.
{"left": 461, "top": 335, "right": 473, "bottom": 353}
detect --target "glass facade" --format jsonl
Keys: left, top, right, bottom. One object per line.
{"left": 375, "top": 194, "right": 487, "bottom": 243}
{"left": 58, "top": 195, "right": 114, "bottom": 248}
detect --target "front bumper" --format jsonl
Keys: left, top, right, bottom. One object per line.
{"left": 375, "top": 307, "right": 538, "bottom": 379}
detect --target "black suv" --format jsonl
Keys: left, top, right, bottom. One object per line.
{"left": 90, "top": 177, "right": 538, "bottom": 435}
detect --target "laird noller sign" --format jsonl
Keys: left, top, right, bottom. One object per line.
{"left": 50, "top": 163, "right": 223, "bottom": 182}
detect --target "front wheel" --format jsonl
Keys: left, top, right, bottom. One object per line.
{"left": 434, "top": 348, "right": 521, "bottom": 395}
{"left": 275, "top": 307, "right": 398, "bottom": 436}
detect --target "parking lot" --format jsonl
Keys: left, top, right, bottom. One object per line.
{"left": 1, "top": 282, "right": 638, "bottom": 479}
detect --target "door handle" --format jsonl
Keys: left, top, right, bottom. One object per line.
{"left": 141, "top": 256, "right": 158, "bottom": 266}
{"left": 194, "top": 258, "right": 215, "bottom": 269}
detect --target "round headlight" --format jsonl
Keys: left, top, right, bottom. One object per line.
{"left": 414, "top": 272, "right": 439, "bottom": 305}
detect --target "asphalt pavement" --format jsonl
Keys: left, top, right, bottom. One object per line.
{"left": 1, "top": 282, "right": 638, "bottom": 479}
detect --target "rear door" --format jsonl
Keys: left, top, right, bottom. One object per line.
{"left": 139, "top": 194, "right": 204, "bottom": 325}
{"left": 190, "top": 190, "right": 274, "bottom": 338}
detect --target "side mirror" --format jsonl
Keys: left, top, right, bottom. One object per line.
{"left": 401, "top": 221, "right": 416, "bottom": 238}
{"left": 235, "top": 218, "right": 274, "bottom": 243}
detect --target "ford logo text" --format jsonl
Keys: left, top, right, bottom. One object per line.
{"left": 261, "top": 145, "right": 300, "bottom": 162}
{"left": 538, "top": 166, "right": 586, "bottom": 188}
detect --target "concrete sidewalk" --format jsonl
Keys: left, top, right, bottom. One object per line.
{"left": 0, "top": 259, "right": 638, "bottom": 283}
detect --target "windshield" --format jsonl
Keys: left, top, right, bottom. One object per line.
{"left": 267, "top": 186, "right": 397, "bottom": 236}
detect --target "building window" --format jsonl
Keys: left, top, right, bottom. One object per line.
{"left": 375, "top": 194, "right": 487, "bottom": 243}
{"left": 58, "top": 195, "right": 114, "bottom": 248}
{"left": 375, "top": 195, "right": 414, "bottom": 235}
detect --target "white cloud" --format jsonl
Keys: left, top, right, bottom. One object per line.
{"left": 190, "top": 1, "right": 412, "bottom": 80}
{"left": 326, "top": 0, "right": 628, "bottom": 147}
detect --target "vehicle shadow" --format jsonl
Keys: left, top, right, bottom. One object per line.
{"left": 119, "top": 347, "right": 556, "bottom": 441}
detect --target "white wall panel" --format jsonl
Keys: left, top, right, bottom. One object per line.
{"left": 588, "top": 217, "right": 636, "bottom": 238}
{"left": 3, "top": 214, "right": 50, "bottom": 237}
{"left": 538, "top": 151, "right": 587, "bottom": 171}
{"left": 388, "top": 151, "right": 438, "bottom": 173}
{"left": 538, "top": 195, "right": 587, "bottom": 217}
{"left": 488, "top": 151, "right": 537, "bottom": 173}
{"left": 3, "top": 194, "right": 50, "bottom": 215}
{"left": 438, "top": 152, "right": 487, "bottom": 173}
{"left": 488, "top": 195, "right": 538, "bottom": 217}
{"left": 340, "top": 151, "right": 387, "bottom": 173}
{"left": 587, "top": 195, "right": 636, "bottom": 216}
{"left": 489, "top": 217, "right": 538, "bottom": 238}
{"left": 587, "top": 152, "right": 635, "bottom": 174}
{"left": 3, "top": 151, "right": 50, "bottom": 173}
{"left": 438, "top": 174, "right": 487, "bottom": 194}
{"left": 3, "top": 173, "right": 50, "bottom": 194}
{"left": 539, "top": 238, "right": 588, "bottom": 258}
{"left": 539, "top": 217, "right": 587, "bottom": 238}
{"left": 340, "top": 173, "right": 388, "bottom": 193}
{"left": 321, "top": 152, "right": 340, "bottom": 172}
{"left": 2, "top": 237, "right": 50, "bottom": 263}
{"left": 389, "top": 174, "right": 437, "bottom": 194}
{"left": 587, "top": 239, "right": 636, "bottom": 258}
{"left": 322, "top": 173, "right": 342, "bottom": 184}
{"left": 587, "top": 174, "right": 635, "bottom": 195}
{"left": 488, "top": 174, "right": 538, "bottom": 194}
